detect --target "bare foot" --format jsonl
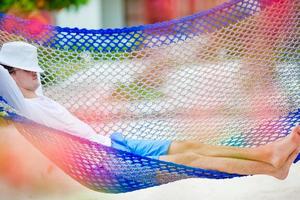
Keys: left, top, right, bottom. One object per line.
{"left": 262, "top": 125, "right": 300, "bottom": 168}
{"left": 271, "top": 148, "right": 300, "bottom": 180}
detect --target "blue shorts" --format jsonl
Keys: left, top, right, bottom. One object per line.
{"left": 110, "top": 132, "right": 171, "bottom": 160}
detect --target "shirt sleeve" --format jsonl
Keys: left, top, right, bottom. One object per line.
{"left": 0, "top": 65, "right": 29, "bottom": 113}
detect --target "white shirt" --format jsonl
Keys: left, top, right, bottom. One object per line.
{"left": 0, "top": 65, "right": 111, "bottom": 146}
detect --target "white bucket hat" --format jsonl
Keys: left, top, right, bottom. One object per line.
{"left": 0, "top": 41, "right": 44, "bottom": 73}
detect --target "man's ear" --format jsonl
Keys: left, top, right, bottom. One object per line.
{"left": 10, "top": 71, "right": 16, "bottom": 76}
{"left": 10, "top": 72, "right": 18, "bottom": 81}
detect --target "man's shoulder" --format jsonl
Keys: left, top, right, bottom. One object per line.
{"left": 26, "top": 95, "right": 69, "bottom": 111}
{"left": 27, "top": 95, "right": 60, "bottom": 105}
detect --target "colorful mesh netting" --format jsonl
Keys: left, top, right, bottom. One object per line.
{"left": 0, "top": 0, "right": 299, "bottom": 193}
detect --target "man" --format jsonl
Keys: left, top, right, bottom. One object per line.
{"left": 0, "top": 41, "right": 299, "bottom": 180}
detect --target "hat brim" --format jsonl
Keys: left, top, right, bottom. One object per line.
{"left": 0, "top": 61, "right": 44, "bottom": 73}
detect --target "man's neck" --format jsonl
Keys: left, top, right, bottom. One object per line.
{"left": 21, "top": 88, "right": 38, "bottom": 98}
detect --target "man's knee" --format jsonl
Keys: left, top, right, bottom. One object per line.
{"left": 168, "top": 141, "right": 203, "bottom": 154}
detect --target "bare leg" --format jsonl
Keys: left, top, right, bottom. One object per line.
{"left": 167, "top": 126, "right": 300, "bottom": 168}
{"left": 160, "top": 147, "right": 299, "bottom": 180}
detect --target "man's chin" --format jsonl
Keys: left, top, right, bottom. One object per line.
{"left": 32, "top": 85, "right": 40, "bottom": 92}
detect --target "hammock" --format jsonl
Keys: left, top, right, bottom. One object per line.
{"left": 0, "top": 0, "right": 299, "bottom": 193}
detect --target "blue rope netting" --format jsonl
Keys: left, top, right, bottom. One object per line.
{"left": 0, "top": 0, "right": 258, "bottom": 52}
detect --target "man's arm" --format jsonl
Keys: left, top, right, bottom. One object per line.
{"left": 0, "top": 65, "right": 28, "bottom": 113}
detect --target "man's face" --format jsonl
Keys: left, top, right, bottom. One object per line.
{"left": 11, "top": 69, "right": 40, "bottom": 92}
